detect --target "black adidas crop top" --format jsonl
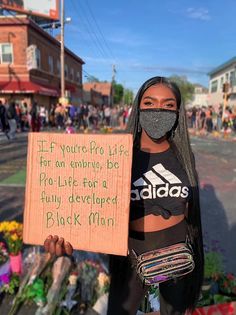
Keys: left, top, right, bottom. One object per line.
{"left": 130, "top": 147, "right": 191, "bottom": 220}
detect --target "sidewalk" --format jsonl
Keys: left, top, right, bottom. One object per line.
{"left": 188, "top": 128, "right": 236, "bottom": 142}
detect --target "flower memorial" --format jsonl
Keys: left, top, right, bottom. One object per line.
{"left": 0, "top": 220, "right": 236, "bottom": 315}
{"left": 0, "top": 221, "right": 23, "bottom": 255}
{"left": 0, "top": 221, "right": 23, "bottom": 275}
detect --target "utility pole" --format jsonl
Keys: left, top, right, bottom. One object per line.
{"left": 111, "top": 64, "right": 116, "bottom": 106}
{"left": 112, "top": 64, "right": 116, "bottom": 83}
{"left": 60, "top": 0, "right": 65, "bottom": 99}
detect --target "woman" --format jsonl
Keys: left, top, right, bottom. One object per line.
{"left": 44, "top": 76, "right": 204, "bottom": 315}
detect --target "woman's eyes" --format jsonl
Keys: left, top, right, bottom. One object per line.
{"left": 142, "top": 102, "right": 176, "bottom": 108}
{"left": 143, "top": 101, "right": 153, "bottom": 106}
{"left": 164, "top": 103, "right": 175, "bottom": 108}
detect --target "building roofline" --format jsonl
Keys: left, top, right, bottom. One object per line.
{"left": 0, "top": 15, "right": 85, "bottom": 65}
{"left": 208, "top": 57, "right": 236, "bottom": 76}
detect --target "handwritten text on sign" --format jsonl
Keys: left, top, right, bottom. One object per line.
{"left": 23, "top": 133, "right": 133, "bottom": 255}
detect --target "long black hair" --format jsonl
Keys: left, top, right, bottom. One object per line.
{"left": 126, "top": 76, "right": 204, "bottom": 312}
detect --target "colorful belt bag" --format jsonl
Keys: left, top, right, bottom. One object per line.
{"left": 130, "top": 240, "right": 195, "bottom": 286}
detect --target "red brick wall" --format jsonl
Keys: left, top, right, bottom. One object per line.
{"left": 28, "top": 25, "right": 83, "bottom": 92}
{"left": 0, "top": 23, "right": 29, "bottom": 82}
{"left": 0, "top": 17, "right": 83, "bottom": 105}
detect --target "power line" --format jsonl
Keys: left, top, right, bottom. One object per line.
{"left": 69, "top": 0, "right": 103, "bottom": 61}
{"left": 84, "top": 0, "right": 116, "bottom": 62}
{"left": 70, "top": 0, "right": 106, "bottom": 59}
{"left": 72, "top": 0, "right": 110, "bottom": 60}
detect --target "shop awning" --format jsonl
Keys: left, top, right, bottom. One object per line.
{"left": 0, "top": 81, "right": 59, "bottom": 97}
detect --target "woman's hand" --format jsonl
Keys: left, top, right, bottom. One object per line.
{"left": 44, "top": 235, "right": 73, "bottom": 256}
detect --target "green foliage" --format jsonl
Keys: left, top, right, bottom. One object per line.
{"left": 204, "top": 251, "right": 223, "bottom": 279}
{"left": 2, "top": 273, "right": 20, "bottom": 295}
{"left": 124, "top": 88, "right": 134, "bottom": 104}
{"left": 113, "top": 82, "right": 124, "bottom": 104}
{"left": 218, "top": 273, "right": 236, "bottom": 296}
{"left": 168, "top": 75, "right": 194, "bottom": 105}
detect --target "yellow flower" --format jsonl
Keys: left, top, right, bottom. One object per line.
{"left": 11, "top": 233, "right": 18, "bottom": 241}
{"left": 97, "top": 272, "right": 110, "bottom": 287}
{"left": 0, "top": 220, "right": 23, "bottom": 235}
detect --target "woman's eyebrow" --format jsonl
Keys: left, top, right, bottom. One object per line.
{"left": 143, "top": 96, "right": 157, "bottom": 101}
{"left": 163, "top": 98, "right": 176, "bottom": 102}
{"left": 143, "top": 96, "right": 176, "bottom": 102}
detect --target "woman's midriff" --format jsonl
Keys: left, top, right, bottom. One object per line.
{"left": 129, "top": 213, "right": 185, "bottom": 232}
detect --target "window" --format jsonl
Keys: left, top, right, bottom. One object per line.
{"left": 230, "top": 71, "right": 235, "bottom": 85}
{"left": 225, "top": 73, "right": 229, "bottom": 82}
{"left": 57, "top": 59, "right": 60, "bottom": 75}
{"left": 211, "top": 80, "right": 218, "bottom": 93}
{"left": 36, "top": 48, "right": 41, "bottom": 69}
{"left": 0, "top": 43, "right": 13, "bottom": 64}
{"left": 220, "top": 76, "right": 224, "bottom": 88}
{"left": 70, "top": 68, "right": 74, "bottom": 81}
{"left": 48, "top": 55, "right": 54, "bottom": 73}
{"left": 65, "top": 64, "right": 68, "bottom": 78}
{"left": 76, "top": 71, "right": 81, "bottom": 84}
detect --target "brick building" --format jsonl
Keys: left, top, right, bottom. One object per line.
{"left": 83, "top": 82, "right": 113, "bottom": 106}
{"left": 0, "top": 15, "right": 84, "bottom": 107}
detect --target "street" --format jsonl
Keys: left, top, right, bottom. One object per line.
{"left": 0, "top": 134, "right": 235, "bottom": 273}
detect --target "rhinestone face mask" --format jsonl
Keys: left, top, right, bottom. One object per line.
{"left": 139, "top": 108, "right": 178, "bottom": 140}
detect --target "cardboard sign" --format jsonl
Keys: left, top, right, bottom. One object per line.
{"left": 23, "top": 133, "right": 133, "bottom": 256}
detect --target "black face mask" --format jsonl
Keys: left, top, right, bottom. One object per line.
{"left": 139, "top": 108, "right": 178, "bottom": 141}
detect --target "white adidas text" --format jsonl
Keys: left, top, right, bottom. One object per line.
{"left": 131, "top": 183, "right": 189, "bottom": 201}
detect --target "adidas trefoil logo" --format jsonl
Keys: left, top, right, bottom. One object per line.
{"left": 131, "top": 163, "right": 189, "bottom": 201}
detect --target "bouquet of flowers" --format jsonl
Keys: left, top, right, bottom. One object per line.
{"left": 96, "top": 271, "right": 110, "bottom": 297}
{"left": 76, "top": 259, "right": 110, "bottom": 312}
{"left": 218, "top": 273, "right": 236, "bottom": 296}
{"left": 36, "top": 256, "right": 72, "bottom": 315}
{"left": 0, "top": 221, "right": 23, "bottom": 255}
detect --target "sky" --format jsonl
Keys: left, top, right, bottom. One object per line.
{"left": 61, "top": 0, "right": 236, "bottom": 94}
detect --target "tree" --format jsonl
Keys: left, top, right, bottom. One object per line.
{"left": 168, "top": 75, "right": 194, "bottom": 105}
{"left": 124, "top": 88, "right": 134, "bottom": 105}
{"left": 113, "top": 82, "right": 124, "bottom": 104}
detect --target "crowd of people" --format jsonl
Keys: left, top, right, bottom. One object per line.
{"left": 0, "top": 100, "right": 132, "bottom": 140}
{"left": 1, "top": 99, "right": 236, "bottom": 140}
{"left": 186, "top": 105, "right": 236, "bottom": 134}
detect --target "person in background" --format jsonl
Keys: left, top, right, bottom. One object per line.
{"left": 216, "top": 105, "right": 223, "bottom": 132}
{"left": 15, "top": 103, "right": 21, "bottom": 132}
{"left": 30, "top": 102, "right": 41, "bottom": 132}
{"left": 49, "top": 104, "right": 56, "bottom": 127}
{"left": 191, "top": 106, "right": 197, "bottom": 129}
{"left": 0, "top": 100, "right": 9, "bottom": 139}
{"left": 104, "top": 105, "right": 111, "bottom": 126}
{"left": 55, "top": 103, "right": 65, "bottom": 130}
{"left": 205, "top": 106, "right": 213, "bottom": 133}
{"left": 20, "top": 102, "right": 29, "bottom": 131}
{"left": 199, "top": 107, "right": 206, "bottom": 130}
{"left": 6, "top": 101, "right": 17, "bottom": 139}
{"left": 39, "top": 105, "right": 47, "bottom": 129}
